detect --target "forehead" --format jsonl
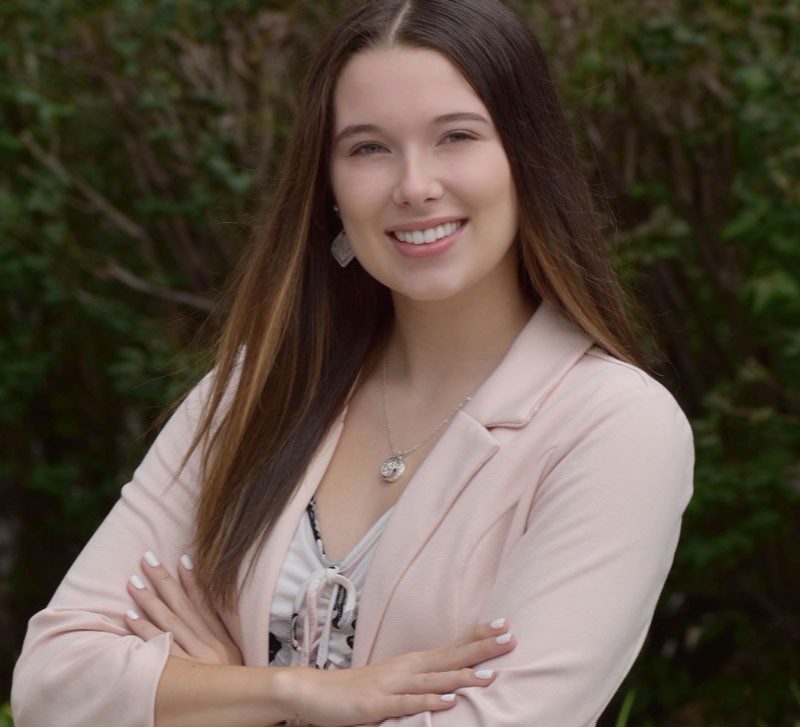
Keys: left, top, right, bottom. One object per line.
{"left": 332, "top": 46, "right": 486, "bottom": 127}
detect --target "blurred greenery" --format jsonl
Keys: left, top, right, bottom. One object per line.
{"left": 1, "top": 0, "right": 799, "bottom": 724}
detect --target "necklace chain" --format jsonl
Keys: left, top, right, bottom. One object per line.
{"left": 381, "top": 348, "right": 473, "bottom": 459}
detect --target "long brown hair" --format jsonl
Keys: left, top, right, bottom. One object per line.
{"left": 164, "top": 0, "right": 653, "bottom": 613}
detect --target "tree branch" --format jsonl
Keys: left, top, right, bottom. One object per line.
{"left": 96, "top": 260, "right": 215, "bottom": 312}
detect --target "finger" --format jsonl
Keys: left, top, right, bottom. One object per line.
{"left": 421, "top": 630, "right": 517, "bottom": 673}
{"left": 453, "top": 618, "right": 510, "bottom": 648}
{"left": 386, "top": 692, "right": 461, "bottom": 718}
{"left": 138, "top": 552, "right": 219, "bottom": 646}
{"left": 127, "top": 574, "right": 207, "bottom": 658}
{"left": 403, "top": 666, "right": 498, "bottom": 695}
{"left": 124, "top": 609, "right": 192, "bottom": 659}
{"left": 176, "top": 555, "right": 233, "bottom": 645}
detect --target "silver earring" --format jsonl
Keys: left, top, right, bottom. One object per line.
{"left": 331, "top": 230, "right": 355, "bottom": 267}
{"left": 331, "top": 205, "right": 354, "bottom": 267}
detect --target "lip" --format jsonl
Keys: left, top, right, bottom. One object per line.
{"left": 388, "top": 219, "right": 467, "bottom": 259}
{"left": 386, "top": 216, "right": 467, "bottom": 233}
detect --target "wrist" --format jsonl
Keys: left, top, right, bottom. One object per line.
{"left": 271, "top": 666, "right": 308, "bottom": 726}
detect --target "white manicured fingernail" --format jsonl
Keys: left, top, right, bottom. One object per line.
{"left": 495, "top": 632, "right": 512, "bottom": 644}
{"left": 440, "top": 693, "right": 456, "bottom": 702}
{"left": 475, "top": 669, "right": 493, "bottom": 679}
{"left": 180, "top": 554, "right": 194, "bottom": 570}
{"left": 130, "top": 574, "right": 146, "bottom": 589}
{"left": 144, "top": 551, "right": 160, "bottom": 567}
{"left": 490, "top": 618, "right": 506, "bottom": 629}
{"left": 126, "top": 609, "right": 139, "bottom": 620}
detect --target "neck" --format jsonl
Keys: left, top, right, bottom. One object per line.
{"left": 385, "top": 280, "right": 538, "bottom": 404}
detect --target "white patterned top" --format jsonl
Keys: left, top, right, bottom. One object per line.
{"left": 268, "top": 496, "right": 396, "bottom": 671}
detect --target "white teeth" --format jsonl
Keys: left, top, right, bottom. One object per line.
{"left": 393, "top": 219, "right": 464, "bottom": 244}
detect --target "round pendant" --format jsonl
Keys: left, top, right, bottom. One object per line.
{"left": 379, "top": 455, "right": 406, "bottom": 482}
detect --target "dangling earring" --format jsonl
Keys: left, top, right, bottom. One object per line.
{"left": 331, "top": 204, "right": 355, "bottom": 267}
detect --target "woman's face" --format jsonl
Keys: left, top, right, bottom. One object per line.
{"left": 329, "top": 46, "right": 520, "bottom": 304}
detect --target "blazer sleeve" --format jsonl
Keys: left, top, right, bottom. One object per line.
{"left": 10, "top": 368, "right": 218, "bottom": 727}
{"left": 380, "top": 379, "right": 695, "bottom": 727}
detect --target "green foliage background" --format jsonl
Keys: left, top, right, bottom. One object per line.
{"left": 1, "top": 0, "right": 799, "bottom": 724}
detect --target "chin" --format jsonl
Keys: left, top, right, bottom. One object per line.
{"left": 391, "top": 276, "right": 472, "bottom": 304}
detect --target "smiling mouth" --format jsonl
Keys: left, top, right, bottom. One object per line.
{"left": 388, "top": 219, "right": 468, "bottom": 245}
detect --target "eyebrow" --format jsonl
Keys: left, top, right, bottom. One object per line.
{"left": 333, "top": 111, "right": 490, "bottom": 146}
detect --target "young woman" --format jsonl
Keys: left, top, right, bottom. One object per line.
{"left": 11, "top": 1, "right": 695, "bottom": 725}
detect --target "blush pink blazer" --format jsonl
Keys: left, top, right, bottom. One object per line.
{"left": 11, "top": 299, "right": 695, "bottom": 726}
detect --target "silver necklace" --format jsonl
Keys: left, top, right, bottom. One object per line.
{"left": 378, "top": 348, "right": 474, "bottom": 483}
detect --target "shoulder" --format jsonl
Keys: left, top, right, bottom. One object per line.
{"left": 566, "top": 344, "right": 682, "bottom": 405}
{"left": 574, "top": 344, "right": 663, "bottom": 396}
{"left": 544, "top": 345, "right": 693, "bottom": 446}
{"left": 177, "top": 344, "right": 247, "bottom": 426}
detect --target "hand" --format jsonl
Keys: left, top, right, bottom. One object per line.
{"left": 124, "top": 551, "right": 243, "bottom": 666}
{"left": 282, "top": 618, "right": 517, "bottom": 727}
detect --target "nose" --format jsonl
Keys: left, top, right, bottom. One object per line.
{"left": 392, "top": 150, "right": 444, "bottom": 208}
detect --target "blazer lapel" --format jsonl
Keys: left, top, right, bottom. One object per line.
{"left": 350, "top": 412, "right": 499, "bottom": 666}
{"left": 350, "top": 298, "right": 596, "bottom": 666}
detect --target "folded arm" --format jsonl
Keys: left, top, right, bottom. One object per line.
{"left": 10, "top": 369, "right": 243, "bottom": 727}
{"left": 379, "top": 381, "right": 695, "bottom": 726}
